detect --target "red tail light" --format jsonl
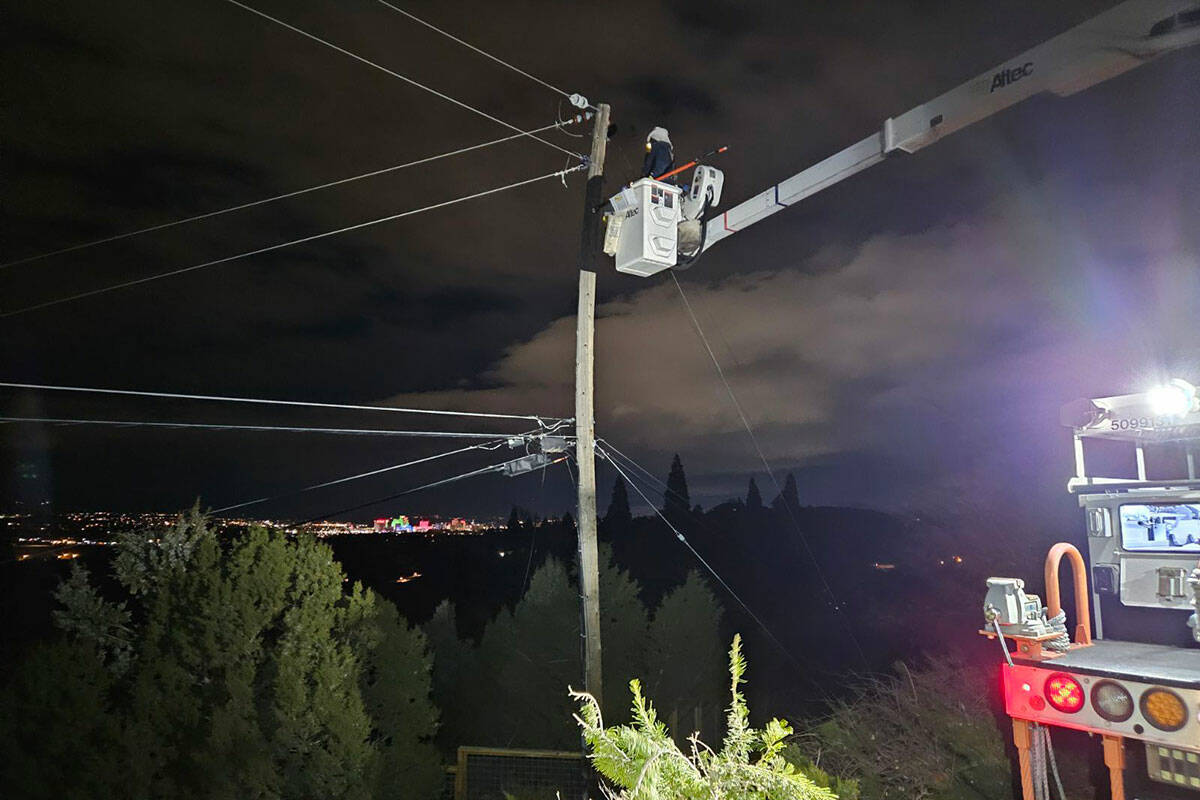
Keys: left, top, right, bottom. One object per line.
{"left": 1044, "top": 672, "right": 1085, "bottom": 714}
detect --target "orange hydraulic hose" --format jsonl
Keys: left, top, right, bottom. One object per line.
{"left": 1044, "top": 542, "right": 1092, "bottom": 645}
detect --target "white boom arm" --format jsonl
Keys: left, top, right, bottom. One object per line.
{"left": 703, "top": 0, "right": 1200, "bottom": 252}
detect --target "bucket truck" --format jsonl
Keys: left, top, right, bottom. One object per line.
{"left": 603, "top": 2, "right": 1200, "bottom": 797}
{"left": 604, "top": 0, "right": 1200, "bottom": 277}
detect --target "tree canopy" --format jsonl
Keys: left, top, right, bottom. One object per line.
{"left": 663, "top": 454, "right": 691, "bottom": 520}
{"left": 746, "top": 477, "right": 764, "bottom": 512}
{"left": 574, "top": 635, "right": 846, "bottom": 800}
{"left": 0, "top": 508, "right": 440, "bottom": 800}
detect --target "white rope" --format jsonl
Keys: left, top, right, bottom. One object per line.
{"left": 1045, "top": 725, "right": 1068, "bottom": 800}
{"left": 1044, "top": 608, "right": 1071, "bottom": 652}
{"left": 0, "top": 164, "right": 585, "bottom": 318}
{"left": 373, "top": 1, "right": 592, "bottom": 108}
{"left": 0, "top": 120, "right": 584, "bottom": 270}
{"left": 220, "top": 0, "right": 582, "bottom": 161}
{"left": 668, "top": 271, "right": 869, "bottom": 666}
{"left": 0, "top": 381, "right": 565, "bottom": 424}
{"left": 1031, "top": 723, "right": 1049, "bottom": 800}
{"left": 0, "top": 416, "right": 523, "bottom": 439}
{"left": 212, "top": 438, "right": 510, "bottom": 514}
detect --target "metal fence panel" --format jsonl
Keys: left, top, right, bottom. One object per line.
{"left": 455, "top": 746, "right": 585, "bottom": 800}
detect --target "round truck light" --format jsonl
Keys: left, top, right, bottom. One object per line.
{"left": 1044, "top": 673, "right": 1085, "bottom": 714}
{"left": 1091, "top": 680, "right": 1134, "bottom": 722}
{"left": 1147, "top": 379, "right": 1196, "bottom": 418}
{"left": 1139, "top": 687, "right": 1188, "bottom": 732}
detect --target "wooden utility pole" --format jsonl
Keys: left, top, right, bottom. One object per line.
{"left": 575, "top": 102, "right": 609, "bottom": 711}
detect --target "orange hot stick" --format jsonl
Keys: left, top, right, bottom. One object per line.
{"left": 654, "top": 145, "right": 729, "bottom": 183}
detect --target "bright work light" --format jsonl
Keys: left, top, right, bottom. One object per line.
{"left": 1147, "top": 379, "right": 1197, "bottom": 419}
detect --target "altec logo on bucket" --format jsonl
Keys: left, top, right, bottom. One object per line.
{"left": 991, "top": 62, "right": 1034, "bottom": 91}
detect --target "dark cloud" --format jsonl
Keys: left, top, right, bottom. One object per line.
{"left": 626, "top": 75, "right": 719, "bottom": 116}
{"left": 1, "top": 0, "right": 1196, "bottom": 517}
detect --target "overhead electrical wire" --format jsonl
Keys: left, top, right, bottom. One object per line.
{"left": 0, "top": 381, "right": 567, "bottom": 424}
{"left": 220, "top": 0, "right": 582, "bottom": 161}
{"left": 0, "top": 417, "right": 525, "bottom": 440}
{"left": 372, "top": 1, "right": 592, "bottom": 109}
{"left": 668, "top": 271, "right": 869, "bottom": 667}
{"left": 595, "top": 443, "right": 804, "bottom": 669}
{"left": 298, "top": 456, "right": 562, "bottom": 525}
{"left": 211, "top": 436, "right": 513, "bottom": 514}
{"left": 0, "top": 119, "right": 586, "bottom": 270}
{"left": 598, "top": 437, "right": 693, "bottom": 511}
{"left": 0, "top": 163, "right": 586, "bottom": 319}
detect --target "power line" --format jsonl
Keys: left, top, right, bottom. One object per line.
{"left": 0, "top": 119, "right": 586, "bottom": 270}
{"left": 598, "top": 437, "right": 688, "bottom": 510}
{"left": 0, "top": 416, "right": 527, "bottom": 440}
{"left": 668, "top": 271, "right": 869, "bottom": 668}
{"left": 212, "top": 437, "right": 511, "bottom": 514}
{"left": 596, "top": 443, "right": 804, "bottom": 669}
{"left": 0, "top": 381, "right": 567, "bottom": 424}
{"left": 0, "top": 164, "right": 586, "bottom": 318}
{"left": 373, "top": 1, "right": 591, "bottom": 108}
{"left": 220, "top": 0, "right": 581, "bottom": 161}
{"left": 298, "top": 457, "right": 558, "bottom": 524}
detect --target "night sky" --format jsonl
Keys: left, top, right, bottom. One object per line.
{"left": 2, "top": 0, "right": 1197, "bottom": 524}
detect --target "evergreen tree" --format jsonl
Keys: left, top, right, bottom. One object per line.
{"left": 746, "top": 477, "right": 764, "bottom": 512}
{"left": 480, "top": 559, "right": 581, "bottom": 749}
{"left": 507, "top": 506, "right": 523, "bottom": 531}
{"left": 574, "top": 635, "right": 839, "bottom": 800}
{"left": 355, "top": 598, "right": 443, "bottom": 797}
{"left": 425, "top": 602, "right": 477, "bottom": 756}
{"left": 1, "top": 509, "right": 440, "bottom": 799}
{"left": 772, "top": 472, "right": 801, "bottom": 515}
{"left": 598, "top": 545, "right": 651, "bottom": 721}
{"left": 432, "top": 550, "right": 652, "bottom": 750}
{"left": 0, "top": 639, "right": 125, "bottom": 799}
{"left": 604, "top": 479, "right": 633, "bottom": 530}
{"left": 645, "top": 571, "right": 725, "bottom": 742}
{"left": 117, "top": 524, "right": 376, "bottom": 799}
{"left": 663, "top": 454, "right": 691, "bottom": 519}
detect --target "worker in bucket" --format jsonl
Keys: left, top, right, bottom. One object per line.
{"left": 642, "top": 127, "right": 674, "bottom": 182}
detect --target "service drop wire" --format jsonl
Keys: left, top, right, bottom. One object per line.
{"left": 595, "top": 442, "right": 804, "bottom": 670}
{"left": 1, "top": 164, "right": 586, "bottom": 319}
{"left": 211, "top": 435, "right": 516, "bottom": 514}
{"left": 0, "top": 119, "right": 585, "bottom": 270}
{"left": 298, "top": 456, "right": 564, "bottom": 525}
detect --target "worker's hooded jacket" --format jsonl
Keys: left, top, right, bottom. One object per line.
{"left": 643, "top": 127, "right": 674, "bottom": 181}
